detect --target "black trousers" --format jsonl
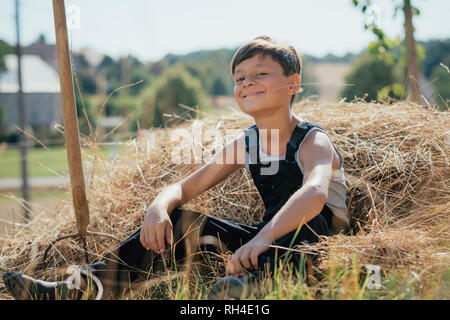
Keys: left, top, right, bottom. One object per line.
{"left": 83, "top": 206, "right": 331, "bottom": 298}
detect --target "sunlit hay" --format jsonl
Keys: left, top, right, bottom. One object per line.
{"left": 0, "top": 100, "right": 448, "bottom": 299}
{"left": 304, "top": 225, "right": 449, "bottom": 299}
{"left": 291, "top": 101, "right": 449, "bottom": 297}
{"left": 311, "top": 227, "right": 446, "bottom": 271}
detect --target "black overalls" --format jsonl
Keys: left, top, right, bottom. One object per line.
{"left": 83, "top": 121, "right": 332, "bottom": 297}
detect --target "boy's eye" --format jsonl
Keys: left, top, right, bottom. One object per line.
{"left": 234, "top": 73, "right": 267, "bottom": 84}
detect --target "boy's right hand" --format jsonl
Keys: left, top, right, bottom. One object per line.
{"left": 139, "top": 204, "right": 173, "bottom": 253}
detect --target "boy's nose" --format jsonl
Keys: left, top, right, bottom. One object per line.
{"left": 242, "top": 77, "right": 256, "bottom": 87}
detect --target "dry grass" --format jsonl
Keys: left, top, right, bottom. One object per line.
{"left": 0, "top": 100, "right": 448, "bottom": 300}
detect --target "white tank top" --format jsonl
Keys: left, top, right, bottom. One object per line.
{"left": 245, "top": 125, "right": 350, "bottom": 233}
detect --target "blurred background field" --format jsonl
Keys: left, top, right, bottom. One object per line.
{"left": 0, "top": 145, "right": 68, "bottom": 178}
{"left": 0, "top": 144, "right": 127, "bottom": 178}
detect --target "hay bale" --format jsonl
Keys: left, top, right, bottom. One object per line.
{"left": 0, "top": 101, "right": 448, "bottom": 299}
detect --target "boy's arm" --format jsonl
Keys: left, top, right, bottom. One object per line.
{"left": 141, "top": 133, "right": 245, "bottom": 253}
{"left": 258, "top": 130, "right": 332, "bottom": 240}
{"left": 227, "top": 130, "right": 333, "bottom": 276}
{"left": 152, "top": 133, "right": 245, "bottom": 212}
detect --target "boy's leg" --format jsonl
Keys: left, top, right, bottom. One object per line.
{"left": 79, "top": 208, "right": 260, "bottom": 298}
{"left": 207, "top": 207, "right": 331, "bottom": 299}
{"left": 3, "top": 208, "right": 260, "bottom": 300}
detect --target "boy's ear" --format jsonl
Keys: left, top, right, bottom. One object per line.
{"left": 288, "top": 74, "right": 302, "bottom": 94}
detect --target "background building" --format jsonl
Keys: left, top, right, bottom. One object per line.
{"left": 0, "top": 54, "right": 62, "bottom": 132}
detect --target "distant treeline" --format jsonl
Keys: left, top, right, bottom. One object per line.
{"left": 0, "top": 38, "right": 448, "bottom": 138}
{"left": 339, "top": 39, "right": 449, "bottom": 108}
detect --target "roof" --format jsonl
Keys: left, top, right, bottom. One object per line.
{"left": 0, "top": 54, "right": 60, "bottom": 93}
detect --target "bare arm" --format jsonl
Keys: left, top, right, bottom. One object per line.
{"left": 141, "top": 133, "right": 245, "bottom": 252}
{"left": 150, "top": 132, "right": 245, "bottom": 213}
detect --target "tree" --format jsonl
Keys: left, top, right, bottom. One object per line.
{"left": 155, "top": 49, "right": 236, "bottom": 97}
{"left": 0, "top": 39, "right": 14, "bottom": 72}
{"left": 352, "top": 0, "right": 422, "bottom": 102}
{"left": 340, "top": 51, "right": 403, "bottom": 102}
{"left": 420, "top": 39, "right": 450, "bottom": 78}
{"left": 139, "top": 65, "right": 208, "bottom": 128}
{"left": 212, "top": 76, "right": 227, "bottom": 96}
{"left": 97, "top": 54, "right": 151, "bottom": 96}
{"left": 403, "top": 0, "right": 420, "bottom": 102}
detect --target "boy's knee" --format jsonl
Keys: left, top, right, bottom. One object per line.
{"left": 308, "top": 213, "right": 330, "bottom": 237}
{"left": 170, "top": 208, "right": 202, "bottom": 226}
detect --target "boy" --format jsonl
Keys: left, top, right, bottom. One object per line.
{"left": 3, "top": 36, "right": 349, "bottom": 300}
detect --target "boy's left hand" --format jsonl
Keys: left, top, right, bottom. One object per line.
{"left": 226, "top": 232, "right": 272, "bottom": 277}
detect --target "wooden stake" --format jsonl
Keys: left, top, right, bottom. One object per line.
{"left": 43, "top": 0, "right": 119, "bottom": 266}
{"left": 52, "top": 0, "right": 89, "bottom": 239}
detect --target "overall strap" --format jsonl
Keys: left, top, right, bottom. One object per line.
{"left": 285, "top": 121, "right": 316, "bottom": 163}
{"left": 244, "top": 124, "right": 259, "bottom": 164}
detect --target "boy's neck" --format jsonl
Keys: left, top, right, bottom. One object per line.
{"left": 254, "top": 109, "right": 301, "bottom": 138}
{"left": 253, "top": 107, "right": 303, "bottom": 155}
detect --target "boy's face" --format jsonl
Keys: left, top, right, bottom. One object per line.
{"left": 233, "top": 54, "right": 299, "bottom": 116}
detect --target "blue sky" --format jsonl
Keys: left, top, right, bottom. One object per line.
{"left": 0, "top": 0, "right": 449, "bottom": 62}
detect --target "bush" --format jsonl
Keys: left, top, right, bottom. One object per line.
{"left": 104, "top": 95, "right": 142, "bottom": 132}
{"left": 0, "top": 40, "right": 14, "bottom": 72}
{"left": 0, "top": 129, "right": 19, "bottom": 143}
{"left": 139, "top": 65, "right": 208, "bottom": 128}
{"left": 0, "top": 104, "right": 4, "bottom": 131}
{"left": 431, "top": 58, "right": 450, "bottom": 111}
{"left": 104, "top": 95, "right": 140, "bottom": 117}
{"left": 340, "top": 52, "right": 403, "bottom": 102}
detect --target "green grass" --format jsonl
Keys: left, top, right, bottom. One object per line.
{"left": 0, "top": 146, "right": 68, "bottom": 178}
{"left": 0, "top": 145, "right": 124, "bottom": 178}
{"left": 112, "top": 258, "right": 449, "bottom": 300}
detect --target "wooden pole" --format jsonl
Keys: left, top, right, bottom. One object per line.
{"left": 43, "top": 0, "right": 119, "bottom": 266}
{"left": 15, "top": 0, "right": 30, "bottom": 219}
{"left": 52, "top": 0, "right": 89, "bottom": 239}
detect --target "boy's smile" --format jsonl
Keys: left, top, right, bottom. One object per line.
{"left": 243, "top": 91, "right": 264, "bottom": 99}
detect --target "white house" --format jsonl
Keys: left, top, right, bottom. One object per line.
{"left": 0, "top": 54, "right": 62, "bottom": 130}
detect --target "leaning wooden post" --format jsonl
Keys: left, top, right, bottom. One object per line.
{"left": 52, "top": 0, "right": 89, "bottom": 240}
{"left": 42, "top": 0, "right": 119, "bottom": 266}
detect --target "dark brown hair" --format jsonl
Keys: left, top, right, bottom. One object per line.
{"left": 230, "top": 36, "right": 303, "bottom": 106}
